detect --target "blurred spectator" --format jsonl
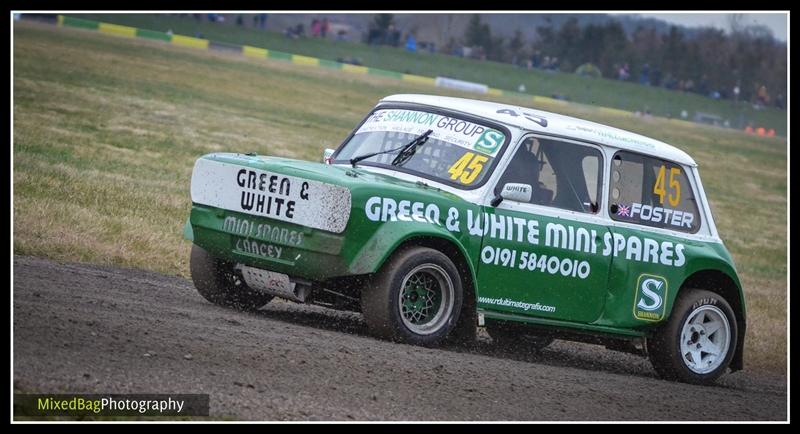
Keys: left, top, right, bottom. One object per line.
{"left": 617, "top": 63, "right": 630, "bottom": 80}
{"left": 311, "top": 19, "right": 321, "bottom": 37}
{"left": 775, "top": 93, "right": 784, "bottom": 109}
{"left": 367, "top": 28, "right": 379, "bottom": 45}
{"left": 531, "top": 51, "right": 542, "bottom": 68}
{"left": 236, "top": 14, "right": 243, "bottom": 26}
{"left": 321, "top": 18, "right": 329, "bottom": 38}
{"left": 698, "top": 74, "right": 709, "bottom": 96}
{"left": 405, "top": 34, "right": 417, "bottom": 52}
{"left": 284, "top": 23, "right": 305, "bottom": 39}
{"left": 385, "top": 24, "right": 401, "bottom": 46}
{"left": 756, "top": 85, "right": 770, "bottom": 106}
{"left": 639, "top": 63, "right": 650, "bottom": 85}
{"left": 259, "top": 14, "right": 268, "bottom": 29}
{"left": 662, "top": 73, "right": 677, "bottom": 90}
{"left": 651, "top": 67, "right": 662, "bottom": 87}
{"left": 336, "top": 29, "right": 349, "bottom": 42}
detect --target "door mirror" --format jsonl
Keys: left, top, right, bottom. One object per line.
{"left": 322, "top": 148, "right": 335, "bottom": 164}
{"left": 491, "top": 183, "right": 533, "bottom": 206}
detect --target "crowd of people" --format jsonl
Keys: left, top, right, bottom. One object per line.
{"left": 283, "top": 18, "right": 350, "bottom": 41}
{"left": 524, "top": 51, "right": 560, "bottom": 71}
{"left": 310, "top": 18, "right": 330, "bottom": 38}
{"left": 179, "top": 14, "right": 784, "bottom": 109}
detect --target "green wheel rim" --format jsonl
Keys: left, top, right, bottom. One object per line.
{"left": 397, "top": 264, "right": 454, "bottom": 335}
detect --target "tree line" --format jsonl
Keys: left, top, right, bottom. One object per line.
{"left": 455, "top": 15, "right": 786, "bottom": 107}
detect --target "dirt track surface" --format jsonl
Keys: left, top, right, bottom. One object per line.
{"left": 13, "top": 256, "right": 787, "bottom": 421}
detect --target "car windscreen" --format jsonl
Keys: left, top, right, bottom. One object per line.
{"left": 334, "top": 108, "right": 509, "bottom": 189}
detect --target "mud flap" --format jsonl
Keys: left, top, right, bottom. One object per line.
{"left": 183, "top": 218, "right": 194, "bottom": 241}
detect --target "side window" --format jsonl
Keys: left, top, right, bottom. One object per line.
{"left": 497, "top": 136, "right": 602, "bottom": 214}
{"left": 609, "top": 151, "right": 701, "bottom": 233}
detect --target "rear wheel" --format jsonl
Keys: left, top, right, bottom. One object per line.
{"left": 190, "top": 244, "right": 273, "bottom": 311}
{"left": 648, "top": 289, "right": 737, "bottom": 385}
{"left": 485, "top": 320, "right": 554, "bottom": 351}
{"left": 361, "top": 247, "right": 463, "bottom": 346}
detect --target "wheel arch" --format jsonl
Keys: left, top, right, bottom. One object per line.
{"left": 676, "top": 269, "right": 746, "bottom": 371}
{"left": 382, "top": 235, "right": 479, "bottom": 343}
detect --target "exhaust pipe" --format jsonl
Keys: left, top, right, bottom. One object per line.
{"left": 236, "top": 264, "right": 311, "bottom": 303}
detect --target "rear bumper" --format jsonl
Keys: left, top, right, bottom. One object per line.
{"left": 189, "top": 204, "right": 351, "bottom": 281}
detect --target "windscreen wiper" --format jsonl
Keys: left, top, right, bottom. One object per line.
{"left": 390, "top": 129, "right": 433, "bottom": 167}
{"left": 350, "top": 129, "right": 433, "bottom": 168}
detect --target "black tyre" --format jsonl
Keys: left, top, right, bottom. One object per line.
{"left": 485, "top": 320, "right": 554, "bottom": 351}
{"left": 190, "top": 244, "right": 273, "bottom": 311}
{"left": 361, "top": 246, "right": 463, "bottom": 346}
{"left": 648, "top": 289, "right": 737, "bottom": 385}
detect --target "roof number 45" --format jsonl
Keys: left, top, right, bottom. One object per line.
{"left": 496, "top": 109, "right": 548, "bottom": 128}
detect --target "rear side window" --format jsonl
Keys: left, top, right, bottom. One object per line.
{"left": 497, "top": 136, "right": 602, "bottom": 214}
{"left": 609, "top": 151, "right": 701, "bottom": 233}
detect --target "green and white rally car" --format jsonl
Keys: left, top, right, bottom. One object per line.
{"left": 185, "top": 94, "right": 745, "bottom": 384}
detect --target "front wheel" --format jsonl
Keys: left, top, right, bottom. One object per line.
{"left": 361, "top": 247, "right": 463, "bottom": 346}
{"left": 648, "top": 289, "right": 737, "bottom": 385}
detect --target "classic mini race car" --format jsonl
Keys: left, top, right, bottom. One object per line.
{"left": 185, "top": 94, "right": 745, "bottom": 385}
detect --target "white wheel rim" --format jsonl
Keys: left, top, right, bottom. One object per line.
{"left": 680, "top": 305, "right": 731, "bottom": 374}
{"left": 397, "top": 264, "right": 454, "bottom": 336}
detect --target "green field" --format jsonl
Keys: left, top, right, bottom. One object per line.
{"left": 69, "top": 13, "right": 787, "bottom": 136}
{"left": 13, "top": 21, "right": 787, "bottom": 376}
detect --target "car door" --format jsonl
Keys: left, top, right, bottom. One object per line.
{"left": 475, "top": 135, "right": 613, "bottom": 323}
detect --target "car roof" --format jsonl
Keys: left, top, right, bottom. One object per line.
{"left": 380, "top": 94, "right": 697, "bottom": 167}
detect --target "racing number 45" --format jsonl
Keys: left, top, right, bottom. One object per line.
{"left": 449, "top": 152, "right": 488, "bottom": 185}
{"left": 653, "top": 165, "right": 681, "bottom": 207}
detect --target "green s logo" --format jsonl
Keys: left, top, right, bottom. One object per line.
{"left": 474, "top": 129, "right": 504, "bottom": 155}
{"left": 634, "top": 274, "right": 668, "bottom": 321}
